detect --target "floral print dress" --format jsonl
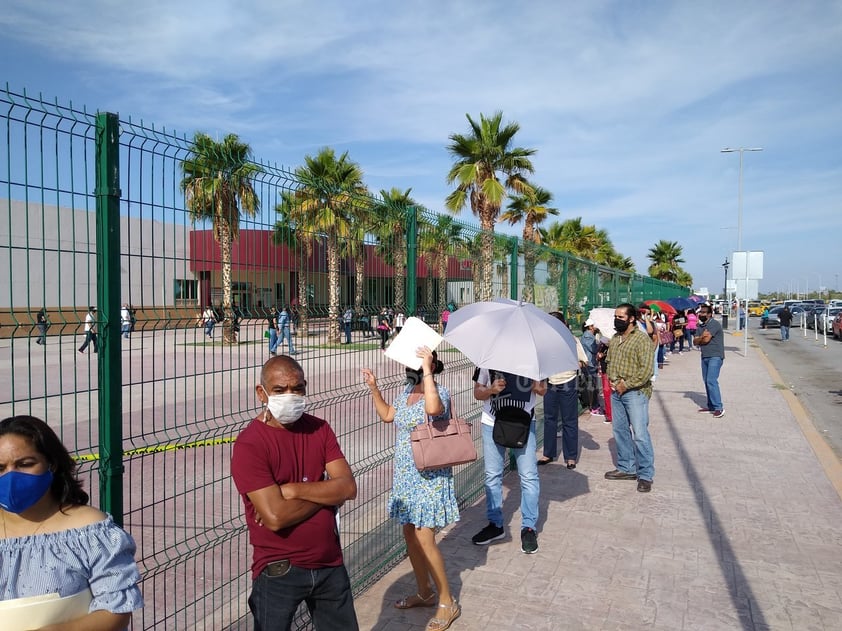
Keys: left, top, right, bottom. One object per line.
{"left": 388, "top": 383, "right": 460, "bottom": 528}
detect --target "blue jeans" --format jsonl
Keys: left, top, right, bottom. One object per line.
{"left": 268, "top": 328, "right": 278, "bottom": 353}
{"left": 610, "top": 389, "right": 654, "bottom": 482}
{"left": 279, "top": 326, "right": 295, "bottom": 354}
{"left": 685, "top": 328, "right": 696, "bottom": 348}
{"left": 542, "top": 381, "right": 578, "bottom": 461}
{"left": 248, "top": 564, "right": 358, "bottom": 631}
{"left": 701, "top": 355, "right": 724, "bottom": 412}
{"left": 205, "top": 321, "right": 215, "bottom": 337}
{"left": 121, "top": 324, "right": 131, "bottom": 339}
{"left": 481, "top": 421, "right": 540, "bottom": 530}
{"left": 343, "top": 321, "right": 352, "bottom": 344}
{"left": 780, "top": 325, "right": 790, "bottom": 341}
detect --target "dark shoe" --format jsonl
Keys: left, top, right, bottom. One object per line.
{"left": 520, "top": 527, "right": 538, "bottom": 554}
{"left": 537, "top": 457, "right": 554, "bottom": 466}
{"left": 471, "top": 522, "right": 504, "bottom": 545}
{"left": 697, "top": 408, "right": 711, "bottom": 413}
{"left": 604, "top": 469, "right": 637, "bottom": 480}
{"left": 712, "top": 410, "right": 725, "bottom": 419}
{"left": 566, "top": 462, "right": 577, "bottom": 470}
{"left": 637, "top": 479, "right": 653, "bottom": 493}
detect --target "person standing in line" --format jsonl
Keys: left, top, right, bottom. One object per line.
{"left": 693, "top": 303, "right": 726, "bottom": 418}
{"left": 361, "top": 348, "right": 461, "bottom": 631}
{"left": 342, "top": 307, "right": 354, "bottom": 345}
{"left": 203, "top": 305, "right": 216, "bottom": 338}
{"left": 120, "top": 304, "right": 132, "bottom": 340}
{"left": 440, "top": 307, "right": 450, "bottom": 334}
{"left": 538, "top": 312, "right": 587, "bottom": 468}
{"left": 760, "top": 306, "right": 769, "bottom": 330}
{"left": 636, "top": 305, "right": 660, "bottom": 381}
{"left": 277, "top": 306, "right": 296, "bottom": 355}
{"left": 267, "top": 307, "right": 279, "bottom": 356}
{"left": 685, "top": 309, "right": 698, "bottom": 350}
{"left": 78, "top": 306, "right": 98, "bottom": 354}
{"left": 0, "top": 415, "right": 145, "bottom": 627}
{"left": 778, "top": 306, "right": 793, "bottom": 341}
{"left": 604, "top": 303, "right": 656, "bottom": 493}
{"left": 670, "top": 310, "right": 687, "bottom": 354}
{"left": 35, "top": 307, "right": 48, "bottom": 345}
{"left": 580, "top": 318, "right": 602, "bottom": 415}
{"left": 472, "top": 368, "right": 546, "bottom": 553}
{"left": 230, "top": 356, "right": 359, "bottom": 631}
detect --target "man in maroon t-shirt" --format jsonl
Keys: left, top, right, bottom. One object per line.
{"left": 231, "top": 355, "right": 359, "bottom": 631}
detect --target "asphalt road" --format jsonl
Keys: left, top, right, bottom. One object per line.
{"left": 748, "top": 317, "right": 842, "bottom": 460}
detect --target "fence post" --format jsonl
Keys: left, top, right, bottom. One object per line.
{"left": 561, "top": 255, "right": 569, "bottom": 320}
{"left": 509, "top": 238, "right": 518, "bottom": 301}
{"left": 405, "top": 205, "right": 417, "bottom": 316}
{"left": 95, "top": 112, "right": 124, "bottom": 526}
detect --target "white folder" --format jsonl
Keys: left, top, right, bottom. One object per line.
{"left": 384, "top": 317, "right": 443, "bottom": 369}
{"left": 0, "top": 588, "right": 92, "bottom": 630}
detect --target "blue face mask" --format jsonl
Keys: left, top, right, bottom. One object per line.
{"left": 0, "top": 470, "right": 54, "bottom": 513}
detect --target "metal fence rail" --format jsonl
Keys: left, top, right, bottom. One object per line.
{"left": 0, "top": 85, "right": 686, "bottom": 630}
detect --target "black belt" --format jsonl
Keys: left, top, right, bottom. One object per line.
{"left": 262, "top": 559, "right": 291, "bottom": 577}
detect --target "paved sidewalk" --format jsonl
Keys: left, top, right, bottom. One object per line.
{"left": 353, "top": 328, "right": 842, "bottom": 630}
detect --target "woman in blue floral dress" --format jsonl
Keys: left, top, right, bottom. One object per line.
{"left": 362, "top": 347, "right": 461, "bottom": 631}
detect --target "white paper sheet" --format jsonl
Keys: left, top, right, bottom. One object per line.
{"left": 383, "top": 317, "right": 443, "bottom": 369}
{"left": 0, "top": 588, "right": 92, "bottom": 630}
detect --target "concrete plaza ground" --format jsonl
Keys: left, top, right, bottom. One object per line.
{"left": 353, "top": 327, "right": 842, "bottom": 631}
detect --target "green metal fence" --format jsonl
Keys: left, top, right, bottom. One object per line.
{"left": 0, "top": 85, "right": 686, "bottom": 630}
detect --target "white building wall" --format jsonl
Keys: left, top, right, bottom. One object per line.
{"left": 0, "top": 200, "right": 193, "bottom": 309}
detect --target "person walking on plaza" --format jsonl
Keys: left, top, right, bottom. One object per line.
{"left": 394, "top": 309, "right": 406, "bottom": 335}
{"left": 778, "top": 305, "right": 793, "bottom": 341}
{"left": 604, "top": 303, "right": 656, "bottom": 493}
{"left": 34, "top": 307, "right": 48, "bottom": 345}
{"left": 267, "top": 307, "right": 279, "bottom": 355}
{"left": 472, "top": 367, "right": 546, "bottom": 553}
{"left": 538, "top": 312, "right": 587, "bottom": 468}
{"left": 693, "top": 303, "right": 726, "bottom": 418}
{"left": 361, "top": 348, "right": 461, "bottom": 631}
{"left": 78, "top": 306, "right": 98, "bottom": 354}
{"left": 121, "top": 304, "right": 132, "bottom": 340}
{"left": 231, "top": 356, "right": 359, "bottom": 631}
{"left": 203, "top": 304, "right": 216, "bottom": 338}
{"left": 342, "top": 307, "right": 354, "bottom": 344}
{"left": 376, "top": 308, "right": 392, "bottom": 350}
{"left": 277, "top": 306, "right": 296, "bottom": 355}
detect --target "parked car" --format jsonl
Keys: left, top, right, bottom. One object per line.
{"left": 816, "top": 307, "right": 841, "bottom": 334}
{"left": 803, "top": 305, "right": 823, "bottom": 329}
{"left": 765, "top": 306, "right": 783, "bottom": 328}
{"left": 832, "top": 311, "right": 842, "bottom": 340}
{"left": 789, "top": 305, "right": 807, "bottom": 327}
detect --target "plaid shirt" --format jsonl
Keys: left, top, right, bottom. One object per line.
{"left": 607, "top": 326, "right": 654, "bottom": 398}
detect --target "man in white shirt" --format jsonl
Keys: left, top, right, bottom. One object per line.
{"left": 121, "top": 304, "right": 132, "bottom": 340}
{"left": 78, "top": 306, "right": 98, "bottom": 354}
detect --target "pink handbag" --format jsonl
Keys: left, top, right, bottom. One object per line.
{"left": 410, "top": 414, "right": 477, "bottom": 471}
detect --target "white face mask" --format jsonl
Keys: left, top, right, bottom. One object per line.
{"left": 264, "top": 393, "right": 307, "bottom": 424}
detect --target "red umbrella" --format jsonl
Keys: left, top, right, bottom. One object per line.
{"left": 643, "top": 299, "right": 677, "bottom": 315}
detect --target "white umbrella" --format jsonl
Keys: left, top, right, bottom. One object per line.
{"left": 587, "top": 307, "right": 616, "bottom": 341}
{"left": 443, "top": 298, "right": 579, "bottom": 381}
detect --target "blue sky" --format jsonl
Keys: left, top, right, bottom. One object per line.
{"left": 2, "top": 0, "right": 840, "bottom": 297}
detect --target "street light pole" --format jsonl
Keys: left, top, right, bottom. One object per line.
{"left": 722, "top": 257, "right": 730, "bottom": 329}
{"left": 721, "top": 147, "right": 763, "bottom": 252}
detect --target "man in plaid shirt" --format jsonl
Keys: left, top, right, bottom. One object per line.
{"left": 604, "top": 303, "right": 656, "bottom": 492}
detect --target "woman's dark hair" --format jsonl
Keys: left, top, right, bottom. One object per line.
{"left": 405, "top": 350, "right": 445, "bottom": 385}
{"left": 549, "top": 311, "right": 566, "bottom": 324}
{"left": 0, "top": 415, "right": 89, "bottom": 507}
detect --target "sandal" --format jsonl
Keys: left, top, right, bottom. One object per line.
{"left": 395, "top": 591, "right": 436, "bottom": 609}
{"left": 426, "top": 600, "right": 461, "bottom": 631}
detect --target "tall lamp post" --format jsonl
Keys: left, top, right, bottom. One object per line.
{"left": 722, "top": 257, "right": 730, "bottom": 329}
{"left": 722, "top": 147, "right": 762, "bottom": 353}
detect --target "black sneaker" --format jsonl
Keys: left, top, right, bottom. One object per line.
{"left": 637, "top": 479, "right": 653, "bottom": 493}
{"left": 471, "top": 522, "right": 504, "bottom": 545}
{"left": 521, "top": 527, "right": 538, "bottom": 554}
{"left": 604, "top": 469, "right": 637, "bottom": 480}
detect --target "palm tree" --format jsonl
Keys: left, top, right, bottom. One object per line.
{"left": 500, "top": 183, "right": 558, "bottom": 302}
{"left": 181, "top": 132, "right": 260, "bottom": 344}
{"left": 372, "top": 188, "right": 416, "bottom": 311}
{"left": 274, "top": 191, "right": 313, "bottom": 338}
{"left": 293, "top": 148, "right": 366, "bottom": 343}
{"left": 445, "top": 111, "right": 535, "bottom": 302}
{"left": 647, "top": 240, "right": 686, "bottom": 283}
{"left": 428, "top": 215, "right": 464, "bottom": 313}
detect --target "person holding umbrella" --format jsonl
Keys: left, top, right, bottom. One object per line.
{"left": 604, "top": 303, "right": 656, "bottom": 493}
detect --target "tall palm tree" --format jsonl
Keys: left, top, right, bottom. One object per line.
{"left": 427, "top": 215, "right": 464, "bottom": 313}
{"left": 293, "top": 148, "right": 366, "bottom": 343}
{"left": 500, "top": 183, "right": 558, "bottom": 302}
{"left": 274, "top": 191, "right": 313, "bottom": 338}
{"left": 372, "top": 188, "right": 416, "bottom": 311}
{"left": 445, "top": 111, "right": 535, "bottom": 302}
{"left": 181, "top": 132, "right": 260, "bottom": 344}
{"left": 647, "top": 240, "right": 686, "bottom": 283}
